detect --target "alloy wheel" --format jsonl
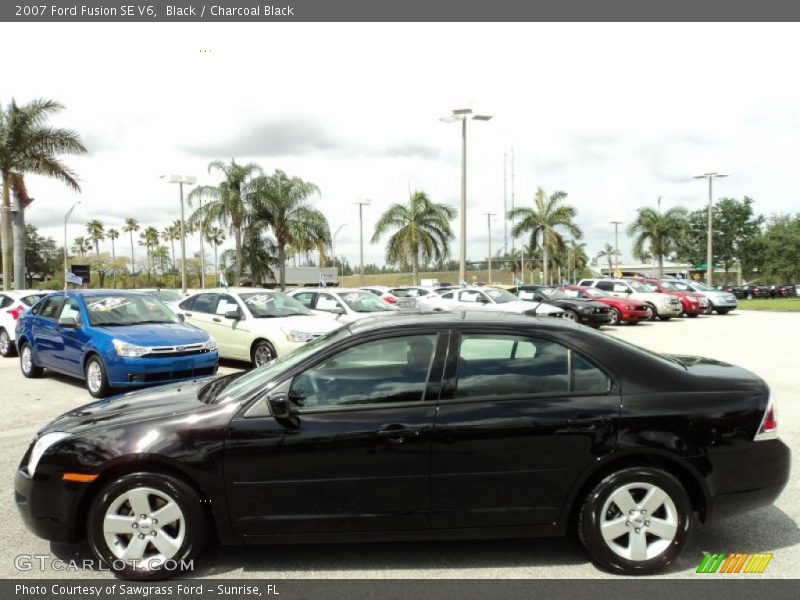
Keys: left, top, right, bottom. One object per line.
{"left": 0, "top": 330, "right": 10, "bottom": 355}
{"left": 87, "top": 361, "right": 104, "bottom": 393}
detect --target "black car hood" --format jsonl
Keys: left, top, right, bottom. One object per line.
{"left": 40, "top": 375, "right": 240, "bottom": 436}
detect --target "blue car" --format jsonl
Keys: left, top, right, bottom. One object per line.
{"left": 15, "top": 290, "right": 219, "bottom": 398}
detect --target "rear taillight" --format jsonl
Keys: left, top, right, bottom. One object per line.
{"left": 384, "top": 296, "right": 397, "bottom": 304}
{"left": 755, "top": 395, "right": 777, "bottom": 441}
{"left": 7, "top": 306, "right": 24, "bottom": 320}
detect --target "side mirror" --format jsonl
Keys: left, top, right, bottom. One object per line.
{"left": 58, "top": 317, "right": 77, "bottom": 328}
{"left": 224, "top": 310, "right": 242, "bottom": 320}
{"left": 177, "top": 313, "right": 186, "bottom": 322}
{"left": 329, "top": 306, "right": 345, "bottom": 315}
{"left": 268, "top": 393, "right": 290, "bottom": 418}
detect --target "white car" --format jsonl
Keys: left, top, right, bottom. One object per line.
{"left": 420, "top": 286, "right": 564, "bottom": 317}
{"left": 0, "top": 289, "right": 52, "bottom": 357}
{"left": 287, "top": 288, "right": 397, "bottom": 323}
{"left": 577, "top": 278, "right": 683, "bottom": 320}
{"left": 359, "top": 286, "right": 417, "bottom": 309}
{"left": 177, "top": 288, "right": 342, "bottom": 366}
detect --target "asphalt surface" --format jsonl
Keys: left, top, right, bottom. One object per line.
{"left": 0, "top": 310, "right": 797, "bottom": 579}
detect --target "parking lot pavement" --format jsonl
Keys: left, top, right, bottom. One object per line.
{"left": 0, "top": 310, "right": 797, "bottom": 579}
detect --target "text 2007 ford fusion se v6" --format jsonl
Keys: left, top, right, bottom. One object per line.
{"left": 15, "top": 312, "right": 790, "bottom": 579}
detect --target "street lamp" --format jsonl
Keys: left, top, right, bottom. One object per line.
{"left": 693, "top": 172, "right": 728, "bottom": 286}
{"left": 354, "top": 200, "right": 371, "bottom": 286}
{"left": 64, "top": 201, "right": 81, "bottom": 292}
{"left": 161, "top": 174, "right": 197, "bottom": 294}
{"left": 610, "top": 220, "right": 624, "bottom": 277}
{"left": 440, "top": 108, "right": 493, "bottom": 285}
{"left": 332, "top": 224, "right": 347, "bottom": 283}
{"left": 483, "top": 213, "right": 496, "bottom": 284}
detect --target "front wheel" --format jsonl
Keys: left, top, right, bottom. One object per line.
{"left": 87, "top": 472, "right": 208, "bottom": 580}
{"left": 578, "top": 467, "right": 693, "bottom": 575}
{"left": 645, "top": 304, "right": 657, "bottom": 321}
{"left": 607, "top": 308, "right": 622, "bottom": 326}
{"left": 716, "top": 308, "right": 730, "bottom": 315}
{"left": 658, "top": 316, "right": 672, "bottom": 321}
{"left": 85, "top": 355, "right": 112, "bottom": 398}
{"left": 0, "top": 328, "right": 17, "bottom": 357}
{"left": 562, "top": 309, "right": 580, "bottom": 323}
{"left": 251, "top": 340, "right": 276, "bottom": 368}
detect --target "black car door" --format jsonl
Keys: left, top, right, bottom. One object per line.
{"left": 224, "top": 330, "right": 448, "bottom": 536}
{"left": 430, "top": 329, "right": 620, "bottom": 529}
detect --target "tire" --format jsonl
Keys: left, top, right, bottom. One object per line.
{"left": 716, "top": 308, "right": 730, "bottom": 315}
{"left": 19, "top": 342, "right": 43, "bottom": 378}
{"left": 251, "top": 339, "right": 276, "bottom": 368}
{"left": 0, "top": 328, "right": 17, "bottom": 357}
{"left": 85, "top": 355, "right": 112, "bottom": 398}
{"left": 562, "top": 309, "right": 580, "bottom": 323}
{"left": 658, "top": 316, "right": 672, "bottom": 321}
{"left": 87, "top": 472, "right": 208, "bottom": 580}
{"left": 578, "top": 467, "right": 693, "bottom": 575}
{"left": 645, "top": 304, "right": 657, "bottom": 321}
{"left": 687, "top": 313, "right": 698, "bottom": 318}
{"left": 608, "top": 308, "right": 622, "bottom": 326}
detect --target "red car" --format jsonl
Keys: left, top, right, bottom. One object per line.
{"left": 635, "top": 278, "right": 709, "bottom": 317}
{"left": 560, "top": 285, "right": 651, "bottom": 325}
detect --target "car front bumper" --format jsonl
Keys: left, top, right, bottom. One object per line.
{"left": 577, "top": 311, "right": 612, "bottom": 325}
{"left": 15, "top": 466, "right": 86, "bottom": 544}
{"left": 620, "top": 308, "right": 651, "bottom": 322}
{"left": 106, "top": 351, "right": 218, "bottom": 387}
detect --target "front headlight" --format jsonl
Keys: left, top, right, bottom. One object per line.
{"left": 112, "top": 339, "right": 150, "bottom": 357}
{"left": 281, "top": 327, "right": 317, "bottom": 343}
{"left": 202, "top": 336, "right": 218, "bottom": 352}
{"left": 28, "top": 432, "right": 71, "bottom": 476}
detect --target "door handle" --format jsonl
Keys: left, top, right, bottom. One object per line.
{"left": 567, "top": 416, "right": 607, "bottom": 430}
{"left": 184, "top": 312, "right": 193, "bottom": 317}
{"left": 212, "top": 317, "right": 221, "bottom": 322}
{"left": 376, "top": 427, "right": 421, "bottom": 443}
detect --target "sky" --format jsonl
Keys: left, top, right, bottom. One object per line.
{"left": 3, "top": 22, "right": 800, "bottom": 269}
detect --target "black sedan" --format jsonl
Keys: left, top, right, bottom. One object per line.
{"left": 517, "top": 285, "right": 612, "bottom": 327}
{"left": 15, "top": 312, "right": 789, "bottom": 579}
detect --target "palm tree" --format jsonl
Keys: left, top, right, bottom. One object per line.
{"left": 161, "top": 221, "right": 180, "bottom": 287}
{"left": 122, "top": 218, "right": 140, "bottom": 286}
{"left": 628, "top": 206, "right": 688, "bottom": 278}
{"left": 187, "top": 159, "right": 262, "bottom": 285}
{"left": 72, "top": 236, "right": 91, "bottom": 258}
{"left": 0, "top": 98, "right": 86, "bottom": 290}
{"left": 508, "top": 188, "right": 582, "bottom": 286}
{"left": 139, "top": 226, "right": 160, "bottom": 285}
{"left": 86, "top": 219, "right": 105, "bottom": 255}
{"left": 204, "top": 226, "right": 226, "bottom": 286}
{"left": 566, "top": 240, "right": 589, "bottom": 283}
{"left": 107, "top": 228, "right": 119, "bottom": 288}
{"left": 370, "top": 190, "right": 456, "bottom": 285}
{"left": 596, "top": 243, "right": 618, "bottom": 275}
{"left": 249, "top": 169, "right": 324, "bottom": 290}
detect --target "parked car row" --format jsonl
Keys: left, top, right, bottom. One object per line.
{"left": 718, "top": 283, "right": 798, "bottom": 299}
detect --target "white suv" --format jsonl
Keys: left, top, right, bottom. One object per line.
{"left": 577, "top": 278, "right": 682, "bottom": 320}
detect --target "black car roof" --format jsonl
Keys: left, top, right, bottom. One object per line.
{"left": 345, "top": 310, "right": 576, "bottom": 335}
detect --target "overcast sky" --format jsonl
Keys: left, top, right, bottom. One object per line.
{"left": 3, "top": 22, "right": 800, "bottom": 269}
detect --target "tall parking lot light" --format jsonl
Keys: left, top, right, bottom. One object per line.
{"left": 693, "top": 172, "right": 728, "bottom": 286}
{"left": 440, "top": 108, "right": 493, "bottom": 285}
{"left": 332, "top": 224, "right": 347, "bottom": 281}
{"left": 355, "top": 200, "right": 371, "bottom": 287}
{"left": 63, "top": 201, "right": 81, "bottom": 292}
{"left": 161, "top": 175, "right": 196, "bottom": 294}
{"left": 610, "top": 220, "right": 624, "bottom": 277}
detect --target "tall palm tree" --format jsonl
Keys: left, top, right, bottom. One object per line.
{"left": 628, "top": 206, "right": 688, "bottom": 278}
{"left": 370, "top": 190, "right": 456, "bottom": 285}
{"left": 139, "top": 226, "right": 160, "bottom": 285}
{"left": 122, "top": 218, "right": 140, "bottom": 286}
{"left": 187, "top": 159, "right": 262, "bottom": 286}
{"left": 508, "top": 188, "right": 582, "bottom": 286}
{"left": 161, "top": 221, "right": 180, "bottom": 287}
{"left": 596, "top": 242, "right": 618, "bottom": 275}
{"left": 249, "top": 169, "right": 324, "bottom": 290}
{"left": 107, "top": 228, "right": 119, "bottom": 288}
{"left": 0, "top": 98, "right": 86, "bottom": 290}
{"left": 566, "top": 240, "right": 589, "bottom": 283}
{"left": 72, "top": 236, "right": 91, "bottom": 258}
{"left": 204, "top": 226, "right": 226, "bottom": 286}
{"left": 86, "top": 219, "right": 105, "bottom": 255}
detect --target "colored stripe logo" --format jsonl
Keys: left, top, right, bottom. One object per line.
{"left": 696, "top": 552, "right": 773, "bottom": 574}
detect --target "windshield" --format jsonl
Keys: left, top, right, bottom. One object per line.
{"left": 86, "top": 295, "right": 178, "bottom": 326}
{"left": 690, "top": 281, "right": 713, "bottom": 291}
{"left": 484, "top": 288, "right": 518, "bottom": 304}
{"left": 240, "top": 292, "right": 311, "bottom": 317}
{"left": 340, "top": 291, "right": 393, "bottom": 313}
{"left": 204, "top": 327, "right": 351, "bottom": 403}
{"left": 628, "top": 281, "right": 653, "bottom": 293}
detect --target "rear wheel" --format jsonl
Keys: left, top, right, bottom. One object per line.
{"left": 87, "top": 472, "right": 208, "bottom": 580}
{"left": 0, "top": 328, "right": 16, "bottom": 357}
{"left": 19, "top": 342, "right": 43, "bottom": 378}
{"left": 578, "top": 467, "right": 692, "bottom": 575}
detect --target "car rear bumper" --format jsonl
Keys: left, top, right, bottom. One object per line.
{"left": 706, "top": 438, "right": 791, "bottom": 521}
{"left": 15, "top": 467, "right": 85, "bottom": 544}
{"left": 107, "top": 352, "right": 218, "bottom": 387}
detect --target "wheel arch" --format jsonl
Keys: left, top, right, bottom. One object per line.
{"left": 250, "top": 337, "right": 277, "bottom": 362}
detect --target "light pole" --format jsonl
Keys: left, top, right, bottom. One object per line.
{"left": 355, "top": 200, "right": 371, "bottom": 286}
{"left": 161, "top": 175, "right": 196, "bottom": 294}
{"left": 610, "top": 220, "right": 624, "bottom": 277}
{"left": 484, "top": 213, "right": 496, "bottom": 284}
{"left": 440, "top": 108, "right": 493, "bottom": 285}
{"left": 332, "top": 224, "right": 347, "bottom": 283}
{"left": 198, "top": 196, "right": 205, "bottom": 289}
{"left": 693, "top": 172, "right": 728, "bottom": 286}
{"left": 63, "top": 201, "right": 81, "bottom": 292}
